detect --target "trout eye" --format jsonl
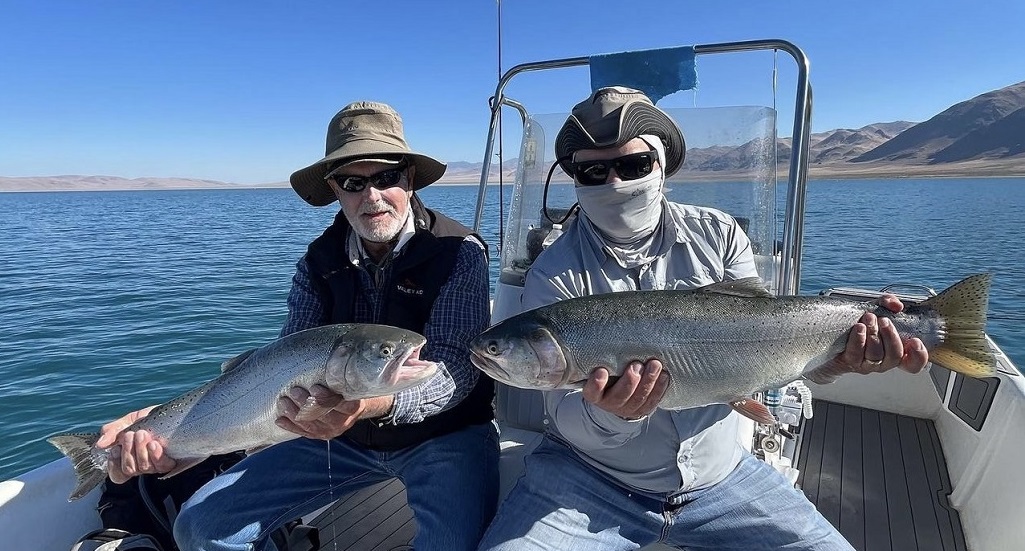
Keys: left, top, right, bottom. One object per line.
{"left": 379, "top": 343, "right": 394, "bottom": 357}
{"left": 486, "top": 341, "right": 500, "bottom": 356}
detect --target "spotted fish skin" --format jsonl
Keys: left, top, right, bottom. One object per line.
{"left": 470, "top": 274, "right": 995, "bottom": 415}
{"left": 49, "top": 323, "right": 437, "bottom": 501}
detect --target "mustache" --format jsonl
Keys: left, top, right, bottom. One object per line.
{"left": 360, "top": 202, "right": 395, "bottom": 215}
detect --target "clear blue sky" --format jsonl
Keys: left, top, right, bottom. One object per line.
{"left": 1, "top": 0, "right": 1022, "bottom": 184}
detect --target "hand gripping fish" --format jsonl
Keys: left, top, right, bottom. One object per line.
{"left": 470, "top": 274, "right": 995, "bottom": 423}
{"left": 49, "top": 323, "right": 438, "bottom": 501}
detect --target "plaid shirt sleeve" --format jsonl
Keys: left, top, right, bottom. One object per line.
{"left": 280, "top": 256, "right": 330, "bottom": 338}
{"left": 387, "top": 236, "right": 491, "bottom": 424}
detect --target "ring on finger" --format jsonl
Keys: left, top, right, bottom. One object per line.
{"left": 864, "top": 358, "right": 883, "bottom": 366}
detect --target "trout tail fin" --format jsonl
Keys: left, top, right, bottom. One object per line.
{"left": 918, "top": 273, "right": 996, "bottom": 378}
{"left": 47, "top": 432, "right": 108, "bottom": 501}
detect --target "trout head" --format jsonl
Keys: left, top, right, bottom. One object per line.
{"left": 324, "top": 324, "right": 437, "bottom": 399}
{"left": 469, "top": 316, "right": 571, "bottom": 389}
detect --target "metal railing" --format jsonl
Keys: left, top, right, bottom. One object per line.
{"left": 473, "top": 39, "right": 813, "bottom": 295}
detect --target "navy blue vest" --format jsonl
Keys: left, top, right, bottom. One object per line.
{"left": 304, "top": 195, "right": 494, "bottom": 450}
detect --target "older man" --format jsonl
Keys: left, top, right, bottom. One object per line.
{"left": 100, "top": 101, "right": 498, "bottom": 551}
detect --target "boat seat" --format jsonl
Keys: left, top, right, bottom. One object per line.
{"left": 494, "top": 384, "right": 547, "bottom": 500}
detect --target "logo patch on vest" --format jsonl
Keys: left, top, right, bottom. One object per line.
{"left": 397, "top": 278, "right": 425, "bottom": 296}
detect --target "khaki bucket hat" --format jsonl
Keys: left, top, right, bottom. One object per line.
{"left": 290, "top": 101, "right": 447, "bottom": 206}
{"left": 555, "top": 86, "right": 686, "bottom": 178}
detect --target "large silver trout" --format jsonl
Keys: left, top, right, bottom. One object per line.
{"left": 469, "top": 274, "right": 995, "bottom": 422}
{"left": 49, "top": 323, "right": 438, "bottom": 501}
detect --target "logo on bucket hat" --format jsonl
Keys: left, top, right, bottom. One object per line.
{"left": 289, "top": 101, "right": 447, "bottom": 206}
{"left": 555, "top": 86, "right": 686, "bottom": 179}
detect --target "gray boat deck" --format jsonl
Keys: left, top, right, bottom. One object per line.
{"left": 310, "top": 400, "right": 967, "bottom": 551}
{"left": 796, "top": 400, "right": 967, "bottom": 551}
{"left": 309, "top": 478, "right": 414, "bottom": 550}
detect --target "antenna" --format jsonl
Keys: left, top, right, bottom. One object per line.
{"left": 495, "top": 0, "right": 505, "bottom": 252}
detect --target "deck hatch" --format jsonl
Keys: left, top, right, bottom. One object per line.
{"left": 947, "top": 375, "right": 1000, "bottom": 431}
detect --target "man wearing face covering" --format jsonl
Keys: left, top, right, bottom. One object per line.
{"left": 477, "top": 87, "right": 930, "bottom": 551}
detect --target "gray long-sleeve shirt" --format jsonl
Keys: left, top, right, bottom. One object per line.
{"left": 522, "top": 200, "right": 760, "bottom": 494}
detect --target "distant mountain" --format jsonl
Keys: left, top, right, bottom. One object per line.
{"left": 676, "top": 81, "right": 1025, "bottom": 178}
{"left": 684, "top": 141, "right": 774, "bottom": 172}
{"left": 712, "top": 121, "right": 919, "bottom": 170}
{"left": 929, "top": 106, "right": 1025, "bottom": 162}
{"left": 439, "top": 158, "right": 518, "bottom": 182}
{"left": 444, "top": 161, "right": 486, "bottom": 172}
{"left": 805, "top": 122, "right": 917, "bottom": 163}
{"left": 5, "top": 82, "right": 1025, "bottom": 192}
{"left": 0, "top": 175, "right": 286, "bottom": 192}
{"left": 853, "top": 81, "right": 1025, "bottom": 163}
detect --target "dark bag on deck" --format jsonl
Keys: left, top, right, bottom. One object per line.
{"left": 92, "top": 452, "right": 318, "bottom": 551}
{"left": 70, "top": 528, "right": 164, "bottom": 551}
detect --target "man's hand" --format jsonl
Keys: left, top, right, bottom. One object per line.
{"left": 276, "top": 384, "right": 395, "bottom": 440}
{"left": 808, "top": 294, "right": 929, "bottom": 384}
{"left": 583, "top": 359, "right": 670, "bottom": 420}
{"left": 96, "top": 405, "right": 177, "bottom": 483}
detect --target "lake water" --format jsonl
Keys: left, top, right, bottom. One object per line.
{"left": 1, "top": 177, "right": 1022, "bottom": 480}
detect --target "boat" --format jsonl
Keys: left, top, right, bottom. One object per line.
{"left": 3, "top": 39, "right": 1024, "bottom": 551}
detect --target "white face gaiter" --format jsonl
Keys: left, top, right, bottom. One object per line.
{"left": 574, "top": 135, "right": 667, "bottom": 244}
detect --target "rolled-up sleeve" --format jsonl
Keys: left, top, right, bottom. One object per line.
{"left": 388, "top": 237, "right": 491, "bottom": 424}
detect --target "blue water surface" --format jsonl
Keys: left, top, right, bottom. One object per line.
{"left": 1, "top": 177, "right": 1022, "bottom": 479}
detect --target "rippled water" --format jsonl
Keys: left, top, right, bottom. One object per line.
{"left": 1, "top": 178, "right": 1022, "bottom": 479}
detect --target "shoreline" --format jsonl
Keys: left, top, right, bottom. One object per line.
{"left": 2, "top": 161, "right": 1023, "bottom": 193}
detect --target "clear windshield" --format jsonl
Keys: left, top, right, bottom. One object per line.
{"left": 496, "top": 105, "right": 781, "bottom": 300}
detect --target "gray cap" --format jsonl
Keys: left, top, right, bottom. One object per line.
{"left": 555, "top": 86, "right": 685, "bottom": 177}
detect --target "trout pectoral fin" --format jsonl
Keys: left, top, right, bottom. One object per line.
{"left": 729, "top": 398, "right": 776, "bottom": 425}
{"left": 294, "top": 395, "right": 333, "bottom": 422}
{"left": 158, "top": 457, "right": 207, "bottom": 479}
{"left": 803, "top": 364, "right": 844, "bottom": 385}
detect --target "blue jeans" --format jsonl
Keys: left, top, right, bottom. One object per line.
{"left": 174, "top": 421, "right": 499, "bottom": 551}
{"left": 478, "top": 435, "right": 853, "bottom": 551}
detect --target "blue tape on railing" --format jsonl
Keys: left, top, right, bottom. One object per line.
{"left": 589, "top": 46, "right": 698, "bottom": 103}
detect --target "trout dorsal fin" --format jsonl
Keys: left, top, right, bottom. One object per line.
{"left": 697, "top": 277, "right": 773, "bottom": 298}
{"left": 221, "top": 348, "right": 257, "bottom": 373}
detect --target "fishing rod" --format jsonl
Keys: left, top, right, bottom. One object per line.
{"left": 495, "top": 0, "right": 505, "bottom": 255}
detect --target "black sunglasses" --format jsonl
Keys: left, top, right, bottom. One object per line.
{"left": 569, "top": 151, "right": 658, "bottom": 186}
{"left": 326, "top": 164, "right": 409, "bottom": 193}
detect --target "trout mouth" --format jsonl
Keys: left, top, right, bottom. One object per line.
{"left": 469, "top": 350, "right": 511, "bottom": 382}
{"left": 386, "top": 343, "right": 437, "bottom": 386}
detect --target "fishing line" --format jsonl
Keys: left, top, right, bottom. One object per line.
{"left": 327, "top": 439, "right": 337, "bottom": 550}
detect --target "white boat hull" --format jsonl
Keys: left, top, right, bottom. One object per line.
{"left": 0, "top": 457, "right": 101, "bottom": 550}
